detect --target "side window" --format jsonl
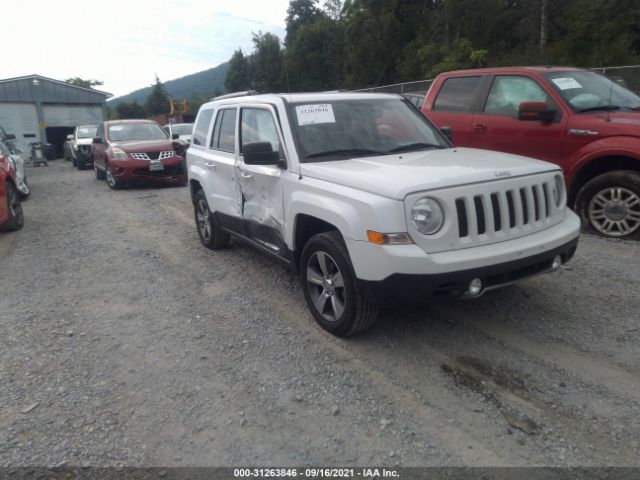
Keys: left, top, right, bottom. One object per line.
{"left": 240, "top": 108, "right": 281, "bottom": 155}
{"left": 192, "top": 109, "right": 213, "bottom": 146}
{"left": 433, "top": 77, "right": 481, "bottom": 112}
{"left": 484, "top": 76, "right": 556, "bottom": 118}
{"left": 96, "top": 124, "right": 104, "bottom": 140}
{"left": 209, "top": 109, "right": 237, "bottom": 153}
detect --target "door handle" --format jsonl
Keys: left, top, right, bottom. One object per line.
{"left": 204, "top": 161, "right": 216, "bottom": 170}
{"left": 473, "top": 123, "right": 487, "bottom": 133}
{"left": 240, "top": 171, "right": 253, "bottom": 179}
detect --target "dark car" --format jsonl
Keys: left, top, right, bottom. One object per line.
{"left": 91, "top": 120, "right": 187, "bottom": 189}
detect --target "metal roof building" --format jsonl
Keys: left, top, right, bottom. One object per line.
{"left": 0, "top": 74, "right": 112, "bottom": 157}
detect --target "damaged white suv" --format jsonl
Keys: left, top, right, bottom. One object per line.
{"left": 187, "top": 92, "right": 580, "bottom": 336}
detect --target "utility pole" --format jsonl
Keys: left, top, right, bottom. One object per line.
{"left": 540, "top": 0, "right": 547, "bottom": 52}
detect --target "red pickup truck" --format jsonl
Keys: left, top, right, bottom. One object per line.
{"left": 421, "top": 67, "right": 640, "bottom": 239}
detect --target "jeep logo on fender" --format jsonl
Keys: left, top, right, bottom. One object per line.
{"left": 494, "top": 170, "right": 511, "bottom": 178}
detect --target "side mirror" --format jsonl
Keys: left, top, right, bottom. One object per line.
{"left": 92, "top": 137, "right": 103, "bottom": 144}
{"left": 243, "top": 142, "right": 281, "bottom": 166}
{"left": 518, "top": 102, "right": 556, "bottom": 122}
{"left": 172, "top": 133, "right": 179, "bottom": 140}
{"left": 66, "top": 134, "right": 74, "bottom": 140}
{"left": 440, "top": 126, "right": 453, "bottom": 142}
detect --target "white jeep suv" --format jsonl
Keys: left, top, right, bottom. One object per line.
{"left": 187, "top": 92, "right": 580, "bottom": 336}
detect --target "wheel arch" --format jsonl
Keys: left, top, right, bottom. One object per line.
{"left": 568, "top": 154, "right": 640, "bottom": 205}
{"left": 292, "top": 214, "right": 341, "bottom": 272}
{"left": 189, "top": 178, "right": 203, "bottom": 201}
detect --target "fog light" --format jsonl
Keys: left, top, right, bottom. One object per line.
{"left": 551, "top": 255, "right": 562, "bottom": 271}
{"left": 467, "top": 278, "right": 483, "bottom": 296}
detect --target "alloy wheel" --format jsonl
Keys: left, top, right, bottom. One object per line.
{"left": 105, "top": 165, "right": 116, "bottom": 187}
{"left": 8, "top": 185, "right": 23, "bottom": 225}
{"left": 588, "top": 187, "right": 640, "bottom": 237}
{"left": 196, "top": 198, "right": 211, "bottom": 242}
{"left": 306, "top": 251, "right": 346, "bottom": 322}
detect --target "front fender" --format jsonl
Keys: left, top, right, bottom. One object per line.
{"left": 284, "top": 176, "right": 407, "bottom": 248}
{"left": 566, "top": 135, "right": 640, "bottom": 189}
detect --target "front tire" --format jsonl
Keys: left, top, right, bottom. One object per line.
{"left": 193, "top": 189, "right": 230, "bottom": 249}
{"left": 105, "top": 163, "right": 123, "bottom": 189}
{"left": 95, "top": 162, "right": 106, "bottom": 180}
{"left": 1, "top": 182, "right": 24, "bottom": 231}
{"left": 300, "top": 231, "right": 378, "bottom": 337}
{"left": 575, "top": 170, "right": 640, "bottom": 239}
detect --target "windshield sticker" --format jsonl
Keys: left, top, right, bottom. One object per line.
{"left": 296, "top": 104, "right": 336, "bottom": 126}
{"left": 551, "top": 77, "right": 583, "bottom": 90}
{"left": 109, "top": 125, "right": 124, "bottom": 131}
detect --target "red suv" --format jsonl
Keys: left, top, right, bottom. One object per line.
{"left": 92, "top": 119, "right": 187, "bottom": 189}
{"left": 422, "top": 67, "right": 640, "bottom": 238}
{"left": 0, "top": 150, "right": 24, "bottom": 231}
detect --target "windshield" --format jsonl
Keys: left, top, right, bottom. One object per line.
{"left": 77, "top": 125, "right": 97, "bottom": 139}
{"left": 171, "top": 124, "right": 193, "bottom": 135}
{"left": 108, "top": 123, "right": 168, "bottom": 142}
{"left": 544, "top": 71, "right": 640, "bottom": 112}
{"left": 289, "top": 98, "right": 448, "bottom": 162}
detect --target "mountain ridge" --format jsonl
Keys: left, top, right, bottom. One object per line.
{"left": 108, "top": 62, "right": 229, "bottom": 107}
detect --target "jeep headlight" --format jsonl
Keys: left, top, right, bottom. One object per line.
{"left": 553, "top": 174, "right": 564, "bottom": 207}
{"left": 411, "top": 197, "right": 444, "bottom": 235}
{"left": 112, "top": 147, "right": 128, "bottom": 160}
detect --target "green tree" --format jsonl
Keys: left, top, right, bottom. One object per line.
{"left": 286, "top": 0, "right": 322, "bottom": 46}
{"left": 286, "top": 14, "right": 345, "bottom": 90}
{"left": 64, "top": 77, "right": 104, "bottom": 89}
{"left": 116, "top": 101, "right": 147, "bottom": 119}
{"left": 224, "top": 49, "right": 252, "bottom": 93}
{"left": 144, "top": 76, "right": 171, "bottom": 116}
{"left": 250, "top": 32, "right": 286, "bottom": 92}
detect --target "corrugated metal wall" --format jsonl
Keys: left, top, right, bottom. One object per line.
{"left": 0, "top": 76, "right": 109, "bottom": 104}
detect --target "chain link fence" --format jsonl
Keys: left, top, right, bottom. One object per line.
{"left": 354, "top": 65, "right": 640, "bottom": 96}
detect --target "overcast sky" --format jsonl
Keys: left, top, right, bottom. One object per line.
{"left": 6, "top": 0, "right": 288, "bottom": 98}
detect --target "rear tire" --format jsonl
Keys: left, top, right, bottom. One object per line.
{"left": 0, "top": 182, "right": 24, "bottom": 231}
{"left": 575, "top": 170, "right": 640, "bottom": 239}
{"left": 193, "top": 189, "right": 230, "bottom": 249}
{"left": 300, "top": 231, "right": 378, "bottom": 337}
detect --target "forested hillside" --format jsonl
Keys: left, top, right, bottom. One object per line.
{"left": 109, "top": 62, "right": 229, "bottom": 108}
{"left": 224, "top": 0, "right": 640, "bottom": 93}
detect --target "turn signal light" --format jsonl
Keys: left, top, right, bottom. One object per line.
{"left": 367, "top": 231, "right": 412, "bottom": 245}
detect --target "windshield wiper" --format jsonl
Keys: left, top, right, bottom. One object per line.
{"left": 305, "top": 148, "right": 384, "bottom": 159}
{"left": 387, "top": 142, "right": 444, "bottom": 154}
{"left": 577, "top": 105, "right": 621, "bottom": 113}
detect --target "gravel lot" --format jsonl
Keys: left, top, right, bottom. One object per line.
{"left": 1, "top": 160, "right": 639, "bottom": 468}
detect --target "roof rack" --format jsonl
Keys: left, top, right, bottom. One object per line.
{"left": 211, "top": 90, "right": 258, "bottom": 101}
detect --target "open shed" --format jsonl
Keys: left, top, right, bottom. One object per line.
{"left": 0, "top": 75, "right": 112, "bottom": 158}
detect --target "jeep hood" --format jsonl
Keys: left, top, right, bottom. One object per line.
{"left": 111, "top": 139, "right": 173, "bottom": 152}
{"left": 299, "top": 147, "right": 560, "bottom": 200}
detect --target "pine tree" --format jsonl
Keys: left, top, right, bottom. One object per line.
{"left": 144, "top": 76, "right": 171, "bottom": 116}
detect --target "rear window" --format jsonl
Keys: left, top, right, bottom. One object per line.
{"left": 192, "top": 109, "right": 213, "bottom": 146}
{"left": 433, "top": 76, "right": 481, "bottom": 112}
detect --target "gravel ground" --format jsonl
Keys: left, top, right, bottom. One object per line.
{"left": 0, "top": 160, "right": 639, "bottom": 468}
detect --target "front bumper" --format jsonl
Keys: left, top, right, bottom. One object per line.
{"left": 346, "top": 210, "right": 581, "bottom": 306}
{"left": 110, "top": 156, "right": 187, "bottom": 184}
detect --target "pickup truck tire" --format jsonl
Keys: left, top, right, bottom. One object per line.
{"left": 95, "top": 163, "right": 106, "bottom": 180}
{"left": 575, "top": 170, "right": 640, "bottom": 239}
{"left": 0, "top": 182, "right": 24, "bottom": 232}
{"left": 300, "top": 231, "right": 379, "bottom": 337}
{"left": 193, "top": 189, "right": 230, "bottom": 249}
